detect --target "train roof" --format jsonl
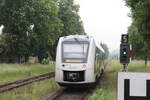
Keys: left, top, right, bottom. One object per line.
{"left": 61, "top": 35, "right": 92, "bottom": 41}
{"left": 60, "top": 35, "right": 105, "bottom": 53}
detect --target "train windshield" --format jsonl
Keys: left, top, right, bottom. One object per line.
{"left": 62, "top": 41, "right": 89, "bottom": 63}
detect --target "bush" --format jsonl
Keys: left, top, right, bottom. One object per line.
{"left": 42, "top": 58, "right": 49, "bottom": 64}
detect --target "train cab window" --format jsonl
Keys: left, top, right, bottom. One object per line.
{"left": 62, "top": 41, "right": 89, "bottom": 63}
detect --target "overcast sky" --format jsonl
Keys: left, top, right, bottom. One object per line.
{"left": 75, "top": 0, "right": 132, "bottom": 51}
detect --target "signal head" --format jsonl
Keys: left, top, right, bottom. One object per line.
{"left": 121, "top": 34, "right": 128, "bottom": 43}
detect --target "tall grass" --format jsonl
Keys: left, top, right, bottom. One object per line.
{"left": 0, "top": 63, "right": 55, "bottom": 84}
{"left": 90, "top": 60, "right": 150, "bottom": 100}
{"left": 0, "top": 79, "right": 59, "bottom": 100}
{"left": 0, "top": 63, "right": 58, "bottom": 100}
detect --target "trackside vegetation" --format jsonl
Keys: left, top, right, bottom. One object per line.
{"left": 0, "top": 79, "right": 58, "bottom": 100}
{"left": 0, "top": 63, "right": 58, "bottom": 100}
{"left": 90, "top": 60, "right": 150, "bottom": 100}
{"left": 0, "top": 63, "right": 55, "bottom": 83}
{"left": 0, "top": 61, "right": 150, "bottom": 100}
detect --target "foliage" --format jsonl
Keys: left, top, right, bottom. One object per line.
{"left": 0, "top": 0, "right": 85, "bottom": 63}
{"left": 125, "top": 0, "right": 150, "bottom": 59}
{"left": 57, "top": 0, "right": 85, "bottom": 36}
{"left": 42, "top": 58, "right": 50, "bottom": 64}
{"left": 128, "top": 24, "right": 145, "bottom": 59}
{"left": 0, "top": 34, "right": 19, "bottom": 63}
{"left": 28, "top": 0, "right": 63, "bottom": 62}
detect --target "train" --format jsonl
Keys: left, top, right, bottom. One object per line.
{"left": 55, "top": 35, "right": 106, "bottom": 87}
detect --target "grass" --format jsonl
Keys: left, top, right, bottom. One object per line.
{"left": 1, "top": 60, "right": 149, "bottom": 100}
{"left": 0, "top": 63, "right": 55, "bottom": 84}
{"left": 0, "top": 79, "right": 59, "bottom": 100}
{"left": 90, "top": 60, "right": 150, "bottom": 100}
{"left": 0, "top": 63, "right": 59, "bottom": 100}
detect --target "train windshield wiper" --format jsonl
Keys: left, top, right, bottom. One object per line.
{"left": 74, "top": 38, "right": 84, "bottom": 54}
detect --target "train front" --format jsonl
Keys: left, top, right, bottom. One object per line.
{"left": 55, "top": 36, "right": 95, "bottom": 87}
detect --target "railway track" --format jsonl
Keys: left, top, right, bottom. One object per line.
{"left": 0, "top": 72, "right": 55, "bottom": 93}
{"left": 53, "top": 88, "right": 93, "bottom": 100}
{"left": 39, "top": 62, "right": 108, "bottom": 100}
{"left": 40, "top": 72, "right": 104, "bottom": 100}
{"left": 39, "top": 87, "right": 94, "bottom": 100}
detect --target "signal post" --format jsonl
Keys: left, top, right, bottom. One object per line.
{"left": 118, "top": 34, "right": 150, "bottom": 100}
{"left": 120, "top": 34, "right": 132, "bottom": 71}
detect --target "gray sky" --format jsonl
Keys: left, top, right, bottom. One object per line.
{"left": 75, "top": 0, "right": 131, "bottom": 51}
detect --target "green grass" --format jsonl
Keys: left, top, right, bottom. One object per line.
{"left": 0, "top": 63, "right": 58, "bottom": 100}
{"left": 0, "top": 79, "right": 59, "bottom": 100}
{"left": 90, "top": 60, "right": 150, "bottom": 100}
{"left": 0, "top": 63, "right": 55, "bottom": 84}
{"left": 1, "top": 60, "right": 150, "bottom": 100}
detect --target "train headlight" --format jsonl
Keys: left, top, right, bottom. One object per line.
{"left": 82, "top": 64, "right": 87, "bottom": 68}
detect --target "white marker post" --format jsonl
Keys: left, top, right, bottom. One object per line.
{"left": 118, "top": 72, "right": 150, "bottom": 100}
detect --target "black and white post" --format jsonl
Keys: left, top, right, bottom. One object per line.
{"left": 118, "top": 72, "right": 150, "bottom": 100}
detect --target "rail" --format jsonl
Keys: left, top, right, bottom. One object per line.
{"left": 0, "top": 72, "right": 55, "bottom": 93}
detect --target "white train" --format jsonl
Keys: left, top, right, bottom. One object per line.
{"left": 55, "top": 35, "right": 105, "bottom": 87}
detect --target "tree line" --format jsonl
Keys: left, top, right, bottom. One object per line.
{"left": 125, "top": 0, "right": 150, "bottom": 60}
{"left": 0, "top": 0, "right": 85, "bottom": 63}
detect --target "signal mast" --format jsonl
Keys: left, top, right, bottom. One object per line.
{"left": 120, "top": 34, "right": 132, "bottom": 71}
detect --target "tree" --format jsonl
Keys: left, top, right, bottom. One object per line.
{"left": 0, "top": 0, "right": 85, "bottom": 63}
{"left": 0, "top": 0, "right": 4, "bottom": 9}
{"left": 28, "top": 0, "right": 63, "bottom": 62}
{"left": 0, "top": 0, "right": 33, "bottom": 62}
{"left": 0, "top": 34, "right": 18, "bottom": 62}
{"left": 127, "top": 24, "right": 145, "bottom": 59}
{"left": 0, "top": 0, "right": 63, "bottom": 62}
{"left": 57, "top": 0, "right": 85, "bottom": 36}
{"left": 125, "top": 0, "right": 150, "bottom": 60}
